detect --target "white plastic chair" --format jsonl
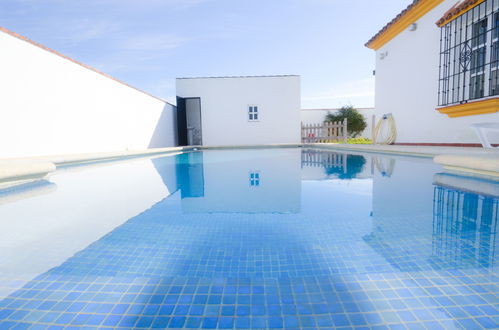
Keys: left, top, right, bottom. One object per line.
{"left": 471, "top": 123, "right": 499, "bottom": 149}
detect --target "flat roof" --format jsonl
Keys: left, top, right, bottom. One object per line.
{"left": 177, "top": 75, "right": 299, "bottom": 80}
{"left": 301, "top": 107, "right": 375, "bottom": 111}
{"left": 0, "top": 26, "right": 173, "bottom": 106}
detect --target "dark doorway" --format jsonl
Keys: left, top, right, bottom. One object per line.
{"left": 176, "top": 97, "right": 202, "bottom": 146}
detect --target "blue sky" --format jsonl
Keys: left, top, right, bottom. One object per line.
{"left": 0, "top": 0, "right": 412, "bottom": 108}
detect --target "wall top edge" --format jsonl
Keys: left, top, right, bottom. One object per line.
{"left": 176, "top": 75, "right": 300, "bottom": 80}
{"left": 0, "top": 26, "right": 175, "bottom": 107}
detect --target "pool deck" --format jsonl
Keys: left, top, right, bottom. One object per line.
{"left": 0, "top": 143, "right": 497, "bottom": 187}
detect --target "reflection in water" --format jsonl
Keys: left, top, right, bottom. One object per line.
{"left": 0, "top": 180, "right": 56, "bottom": 205}
{"left": 176, "top": 152, "right": 205, "bottom": 198}
{"left": 373, "top": 156, "right": 396, "bottom": 178}
{"left": 302, "top": 149, "right": 348, "bottom": 174}
{"left": 325, "top": 155, "right": 366, "bottom": 180}
{"left": 174, "top": 149, "right": 302, "bottom": 214}
{"left": 433, "top": 185, "right": 498, "bottom": 269}
{"left": 170, "top": 149, "right": 370, "bottom": 213}
{"left": 1, "top": 148, "right": 499, "bottom": 329}
{"left": 301, "top": 149, "right": 368, "bottom": 180}
{"left": 367, "top": 155, "right": 498, "bottom": 273}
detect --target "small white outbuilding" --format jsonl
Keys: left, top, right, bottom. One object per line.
{"left": 175, "top": 75, "right": 301, "bottom": 146}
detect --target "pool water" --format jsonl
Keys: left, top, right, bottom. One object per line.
{"left": 0, "top": 148, "right": 497, "bottom": 329}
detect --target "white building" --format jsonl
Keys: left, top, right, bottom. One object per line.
{"left": 176, "top": 76, "right": 301, "bottom": 146}
{"left": 367, "top": 0, "right": 499, "bottom": 145}
{"left": 0, "top": 25, "right": 302, "bottom": 158}
{"left": 301, "top": 107, "right": 375, "bottom": 139}
{"left": 0, "top": 26, "right": 176, "bottom": 159}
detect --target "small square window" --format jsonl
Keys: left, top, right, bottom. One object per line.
{"left": 249, "top": 171, "right": 260, "bottom": 187}
{"left": 248, "top": 105, "right": 259, "bottom": 121}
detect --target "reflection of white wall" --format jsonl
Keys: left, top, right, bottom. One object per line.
{"left": 176, "top": 76, "right": 301, "bottom": 146}
{"left": 181, "top": 149, "right": 302, "bottom": 213}
{"left": 365, "top": 156, "right": 440, "bottom": 271}
{"left": 369, "top": 155, "right": 499, "bottom": 271}
{"left": 301, "top": 165, "right": 328, "bottom": 181}
{"left": 301, "top": 108, "right": 375, "bottom": 139}
{"left": 0, "top": 157, "right": 176, "bottom": 297}
{"left": 0, "top": 28, "right": 176, "bottom": 158}
{"left": 371, "top": 156, "right": 439, "bottom": 238}
{"left": 373, "top": 0, "right": 499, "bottom": 144}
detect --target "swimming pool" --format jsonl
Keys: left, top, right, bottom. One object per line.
{"left": 0, "top": 148, "right": 497, "bottom": 329}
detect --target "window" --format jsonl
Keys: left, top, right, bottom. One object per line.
{"left": 471, "top": 18, "right": 487, "bottom": 48}
{"left": 249, "top": 171, "right": 260, "bottom": 187}
{"left": 491, "top": 13, "right": 499, "bottom": 95}
{"left": 438, "top": 0, "right": 499, "bottom": 106}
{"left": 470, "top": 19, "right": 487, "bottom": 99}
{"left": 248, "top": 105, "right": 259, "bottom": 121}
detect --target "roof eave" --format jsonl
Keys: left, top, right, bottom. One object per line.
{"left": 365, "top": 0, "right": 445, "bottom": 51}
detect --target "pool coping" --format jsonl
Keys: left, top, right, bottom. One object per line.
{"left": 0, "top": 143, "right": 497, "bottom": 187}
{"left": 0, "top": 147, "right": 192, "bottom": 188}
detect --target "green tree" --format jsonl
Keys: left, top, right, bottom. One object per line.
{"left": 325, "top": 106, "right": 367, "bottom": 138}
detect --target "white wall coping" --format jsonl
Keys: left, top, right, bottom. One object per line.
{"left": 0, "top": 161, "right": 56, "bottom": 187}
{"left": 434, "top": 154, "right": 499, "bottom": 178}
{"left": 0, "top": 147, "right": 192, "bottom": 187}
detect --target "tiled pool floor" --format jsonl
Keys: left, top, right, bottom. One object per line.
{"left": 0, "top": 149, "right": 497, "bottom": 329}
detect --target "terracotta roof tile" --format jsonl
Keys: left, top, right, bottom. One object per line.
{"left": 436, "top": 0, "right": 485, "bottom": 26}
{"left": 365, "top": 0, "right": 423, "bottom": 48}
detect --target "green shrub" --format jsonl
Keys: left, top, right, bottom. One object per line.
{"left": 325, "top": 106, "right": 367, "bottom": 138}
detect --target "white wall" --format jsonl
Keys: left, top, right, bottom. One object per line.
{"left": 0, "top": 28, "right": 177, "bottom": 159}
{"left": 301, "top": 108, "right": 375, "bottom": 139}
{"left": 176, "top": 76, "right": 301, "bottom": 146}
{"left": 374, "top": 0, "right": 499, "bottom": 144}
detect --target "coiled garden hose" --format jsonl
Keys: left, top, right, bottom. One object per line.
{"left": 373, "top": 113, "right": 397, "bottom": 145}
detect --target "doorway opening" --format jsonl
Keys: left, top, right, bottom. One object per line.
{"left": 177, "top": 97, "right": 203, "bottom": 146}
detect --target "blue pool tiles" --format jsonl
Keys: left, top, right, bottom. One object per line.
{"left": 0, "top": 149, "right": 498, "bottom": 329}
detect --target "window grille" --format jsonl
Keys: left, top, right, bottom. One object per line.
{"left": 438, "top": 0, "right": 499, "bottom": 106}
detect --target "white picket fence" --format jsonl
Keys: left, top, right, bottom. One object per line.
{"left": 301, "top": 119, "right": 348, "bottom": 143}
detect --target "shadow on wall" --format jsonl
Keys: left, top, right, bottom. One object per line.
{"left": 148, "top": 104, "right": 177, "bottom": 148}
